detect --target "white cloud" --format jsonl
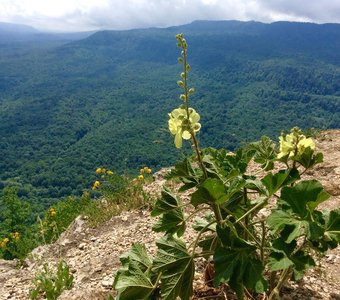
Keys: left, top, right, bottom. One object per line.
{"left": 0, "top": 0, "right": 339, "bottom": 32}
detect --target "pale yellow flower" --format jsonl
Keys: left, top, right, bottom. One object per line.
{"left": 297, "top": 137, "right": 315, "bottom": 154}
{"left": 138, "top": 175, "right": 144, "bottom": 181}
{"left": 168, "top": 107, "right": 201, "bottom": 148}
{"left": 107, "top": 170, "right": 113, "bottom": 175}
{"left": 278, "top": 130, "right": 315, "bottom": 159}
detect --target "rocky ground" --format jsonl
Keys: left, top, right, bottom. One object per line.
{"left": 0, "top": 130, "right": 339, "bottom": 300}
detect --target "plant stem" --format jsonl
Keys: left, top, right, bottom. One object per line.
{"left": 235, "top": 197, "right": 268, "bottom": 224}
{"left": 268, "top": 268, "right": 291, "bottom": 300}
{"left": 179, "top": 35, "right": 223, "bottom": 226}
{"left": 260, "top": 221, "right": 265, "bottom": 262}
{"left": 190, "top": 219, "right": 216, "bottom": 255}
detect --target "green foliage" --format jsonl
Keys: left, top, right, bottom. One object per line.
{"left": 38, "top": 195, "right": 90, "bottom": 244}
{"left": 29, "top": 260, "right": 73, "bottom": 300}
{"left": 85, "top": 168, "right": 154, "bottom": 227}
{"left": 0, "top": 187, "right": 36, "bottom": 259}
{"left": 113, "top": 34, "right": 340, "bottom": 300}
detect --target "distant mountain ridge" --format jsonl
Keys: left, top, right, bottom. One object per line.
{"left": 0, "top": 21, "right": 95, "bottom": 43}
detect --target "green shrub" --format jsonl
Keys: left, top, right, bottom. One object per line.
{"left": 85, "top": 167, "right": 154, "bottom": 227}
{"left": 0, "top": 187, "right": 37, "bottom": 259}
{"left": 39, "top": 196, "right": 90, "bottom": 244}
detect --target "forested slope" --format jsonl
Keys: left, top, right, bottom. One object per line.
{"left": 0, "top": 20, "right": 339, "bottom": 210}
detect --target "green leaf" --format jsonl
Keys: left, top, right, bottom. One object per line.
{"left": 152, "top": 210, "right": 185, "bottom": 237}
{"left": 214, "top": 227, "right": 267, "bottom": 297}
{"left": 191, "top": 178, "right": 228, "bottom": 206}
{"left": 166, "top": 158, "right": 200, "bottom": 187}
{"left": 280, "top": 180, "right": 329, "bottom": 216}
{"left": 153, "top": 235, "right": 194, "bottom": 300}
{"left": 268, "top": 239, "right": 315, "bottom": 279}
{"left": 115, "top": 260, "right": 157, "bottom": 300}
{"left": 192, "top": 215, "right": 216, "bottom": 233}
{"left": 291, "top": 251, "right": 315, "bottom": 280}
{"left": 268, "top": 252, "right": 294, "bottom": 271}
{"left": 151, "top": 189, "right": 185, "bottom": 236}
{"left": 324, "top": 209, "right": 340, "bottom": 244}
{"left": 198, "top": 234, "right": 218, "bottom": 257}
{"left": 293, "top": 148, "right": 323, "bottom": 169}
{"left": 250, "top": 135, "right": 277, "bottom": 171}
{"left": 114, "top": 244, "right": 157, "bottom": 300}
{"left": 267, "top": 210, "right": 305, "bottom": 242}
{"left": 261, "top": 169, "right": 299, "bottom": 196}
{"left": 119, "top": 243, "right": 152, "bottom": 271}
{"left": 151, "top": 188, "right": 182, "bottom": 216}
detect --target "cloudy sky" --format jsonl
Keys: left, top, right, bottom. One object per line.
{"left": 0, "top": 0, "right": 339, "bottom": 32}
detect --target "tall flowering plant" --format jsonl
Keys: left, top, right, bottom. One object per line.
{"left": 114, "top": 34, "right": 339, "bottom": 300}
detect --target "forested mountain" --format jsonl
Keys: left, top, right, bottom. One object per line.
{"left": 0, "top": 20, "right": 339, "bottom": 211}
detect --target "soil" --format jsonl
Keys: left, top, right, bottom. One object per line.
{"left": 0, "top": 130, "right": 339, "bottom": 300}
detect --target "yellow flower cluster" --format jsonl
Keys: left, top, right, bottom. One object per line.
{"left": 96, "top": 167, "right": 106, "bottom": 174}
{"left": 140, "top": 166, "right": 152, "bottom": 174}
{"left": 133, "top": 167, "right": 152, "bottom": 182}
{"left": 96, "top": 167, "right": 114, "bottom": 175}
{"left": 49, "top": 207, "right": 56, "bottom": 217}
{"left": 10, "top": 232, "right": 20, "bottom": 241}
{"left": 278, "top": 128, "right": 315, "bottom": 159}
{"left": 0, "top": 237, "right": 9, "bottom": 249}
{"left": 92, "top": 168, "right": 114, "bottom": 190}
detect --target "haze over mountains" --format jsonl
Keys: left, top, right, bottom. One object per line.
{"left": 0, "top": 20, "right": 339, "bottom": 211}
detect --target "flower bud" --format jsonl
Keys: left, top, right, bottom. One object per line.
{"left": 180, "top": 72, "right": 185, "bottom": 79}
{"left": 178, "top": 57, "right": 183, "bottom": 63}
{"left": 188, "top": 88, "right": 195, "bottom": 95}
{"left": 180, "top": 94, "right": 186, "bottom": 101}
{"left": 177, "top": 80, "right": 184, "bottom": 87}
{"left": 186, "top": 64, "right": 190, "bottom": 72}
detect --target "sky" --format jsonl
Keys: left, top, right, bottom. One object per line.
{"left": 0, "top": 0, "right": 339, "bottom": 32}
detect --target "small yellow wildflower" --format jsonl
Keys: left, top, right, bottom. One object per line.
{"left": 0, "top": 238, "right": 9, "bottom": 249}
{"left": 49, "top": 208, "right": 56, "bottom": 217}
{"left": 138, "top": 175, "right": 144, "bottom": 181}
{"left": 107, "top": 170, "right": 113, "bottom": 175}
{"left": 132, "top": 178, "right": 138, "bottom": 183}
{"left": 101, "top": 168, "right": 106, "bottom": 173}
{"left": 140, "top": 168, "right": 145, "bottom": 174}
{"left": 92, "top": 180, "right": 101, "bottom": 190}
{"left": 11, "top": 232, "right": 20, "bottom": 241}
{"left": 96, "top": 168, "right": 102, "bottom": 174}
{"left": 142, "top": 167, "right": 152, "bottom": 174}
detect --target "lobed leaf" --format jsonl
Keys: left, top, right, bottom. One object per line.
{"left": 279, "top": 180, "right": 329, "bottom": 217}
{"left": 151, "top": 189, "right": 185, "bottom": 236}
{"left": 153, "top": 235, "right": 195, "bottom": 300}
{"left": 214, "top": 226, "right": 267, "bottom": 297}
{"left": 115, "top": 260, "right": 157, "bottom": 300}
{"left": 261, "top": 168, "right": 299, "bottom": 197}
